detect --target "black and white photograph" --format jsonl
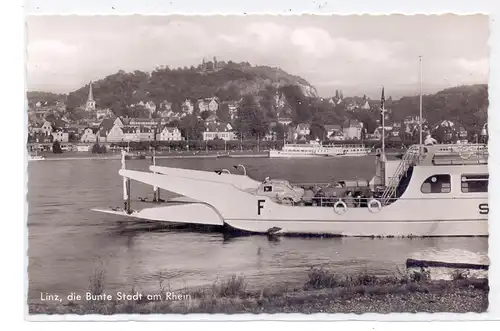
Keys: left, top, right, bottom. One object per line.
{"left": 25, "top": 14, "right": 490, "bottom": 316}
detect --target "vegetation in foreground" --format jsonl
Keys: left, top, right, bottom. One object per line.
{"left": 28, "top": 267, "right": 488, "bottom": 315}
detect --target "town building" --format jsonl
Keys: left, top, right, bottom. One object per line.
{"left": 182, "top": 99, "right": 195, "bottom": 114}
{"left": 294, "top": 123, "right": 310, "bottom": 140}
{"left": 51, "top": 128, "right": 69, "bottom": 143}
{"left": 202, "top": 123, "right": 235, "bottom": 141}
{"left": 85, "top": 82, "right": 96, "bottom": 112}
{"left": 277, "top": 117, "right": 292, "bottom": 126}
{"left": 373, "top": 126, "right": 394, "bottom": 140}
{"left": 40, "top": 121, "right": 53, "bottom": 136}
{"left": 342, "top": 120, "right": 364, "bottom": 140}
{"left": 197, "top": 97, "right": 219, "bottom": 112}
{"left": 80, "top": 127, "right": 98, "bottom": 143}
{"left": 324, "top": 124, "right": 343, "bottom": 140}
{"left": 157, "top": 126, "right": 183, "bottom": 141}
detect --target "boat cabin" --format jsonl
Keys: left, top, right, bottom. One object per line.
{"left": 377, "top": 143, "right": 488, "bottom": 205}
{"left": 257, "top": 143, "right": 488, "bottom": 209}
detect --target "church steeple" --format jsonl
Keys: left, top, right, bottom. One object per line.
{"left": 88, "top": 82, "right": 94, "bottom": 102}
{"left": 86, "top": 81, "right": 96, "bottom": 111}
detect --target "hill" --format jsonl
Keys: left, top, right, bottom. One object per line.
{"left": 390, "top": 84, "right": 488, "bottom": 129}
{"left": 26, "top": 91, "right": 66, "bottom": 108}
{"left": 63, "top": 61, "right": 317, "bottom": 117}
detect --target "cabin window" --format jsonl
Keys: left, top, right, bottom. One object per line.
{"left": 263, "top": 186, "right": 273, "bottom": 192}
{"left": 461, "top": 174, "right": 488, "bottom": 193}
{"left": 420, "top": 174, "right": 451, "bottom": 194}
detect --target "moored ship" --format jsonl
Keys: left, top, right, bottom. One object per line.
{"left": 269, "top": 141, "right": 371, "bottom": 158}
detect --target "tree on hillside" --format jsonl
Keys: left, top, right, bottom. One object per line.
{"left": 234, "top": 95, "right": 269, "bottom": 139}
{"left": 217, "top": 103, "right": 230, "bottom": 123}
{"left": 271, "top": 123, "right": 286, "bottom": 141}
{"left": 179, "top": 114, "right": 205, "bottom": 140}
{"left": 309, "top": 123, "right": 326, "bottom": 140}
{"left": 281, "top": 85, "right": 312, "bottom": 123}
{"left": 200, "top": 111, "right": 211, "bottom": 121}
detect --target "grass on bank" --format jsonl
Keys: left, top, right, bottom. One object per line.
{"left": 28, "top": 266, "right": 489, "bottom": 315}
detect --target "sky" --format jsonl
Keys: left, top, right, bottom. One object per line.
{"left": 26, "top": 15, "right": 490, "bottom": 98}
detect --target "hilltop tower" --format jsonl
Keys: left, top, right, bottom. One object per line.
{"left": 86, "top": 81, "right": 96, "bottom": 112}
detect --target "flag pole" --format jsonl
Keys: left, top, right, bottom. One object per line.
{"left": 381, "top": 86, "right": 385, "bottom": 157}
{"left": 419, "top": 55, "right": 423, "bottom": 145}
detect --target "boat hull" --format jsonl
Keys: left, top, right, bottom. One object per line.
{"left": 224, "top": 218, "right": 488, "bottom": 237}
{"left": 93, "top": 202, "right": 487, "bottom": 237}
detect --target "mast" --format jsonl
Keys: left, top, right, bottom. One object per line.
{"left": 380, "top": 86, "right": 386, "bottom": 157}
{"left": 152, "top": 148, "right": 160, "bottom": 202}
{"left": 382, "top": 93, "right": 385, "bottom": 156}
{"left": 121, "top": 149, "right": 131, "bottom": 214}
{"left": 419, "top": 56, "right": 423, "bottom": 145}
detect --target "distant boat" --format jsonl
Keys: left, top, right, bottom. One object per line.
{"left": 216, "top": 152, "right": 231, "bottom": 158}
{"left": 124, "top": 151, "right": 146, "bottom": 160}
{"left": 269, "top": 141, "right": 371, "bottom": 158}
{"left": 28, "top": 152, "right": 45, "bottom": 161}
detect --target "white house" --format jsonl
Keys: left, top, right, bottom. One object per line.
{"left": 157, "top": 126, "right": 183, "bottom": 141}
{"left": 145, "top": 101, "right": 157, "bottom": 114}
{"left": 158, "top": 110, "right": 174, "bottom": 118}
{"left": 198, "top": 97, "right": 219, "bottom": 112}
{"left": 122, "top": 127, "right": 141, "bottom": 142}
{"left": 203, "top": 123, "right": 235, "bottom": 141}
{"left": 40, "top": 121, "right": 53, "bottom": 136}
{"left": 96, "top": 108, "right": 113, "bottom": 120}
{"left": 373, "top": 126, "right": 394, "bottom": 140}
{"left": 52, "top": 128, "right": 69, "bottom": 143}
{"left": 277, "top": 117, "right": 293, "bottom": 126}
{"left": 294, "top": 123, "right": 310, "bottom": 140}
{"left": 342, "top": 120, "right": 363, "bottom": 140}
{"left": 324, "top": 124, "right": 343, "bottom": 140}
{"left": 362, "top": 100, "right": 370, "bottom": 110}
{"left": 114, "top": 117, "right": 125, "bottom": 128}
{"left": 80, "top": 127, "right": 97, "bottom": 143}
{"left": 182, "top": 99, "right": 194, "bottom": 114}
{"left": 160, "top": 100, "right": 173, "bottom": 111}
{"left": 106, "top": 124, "right": 125, "bottom": 142}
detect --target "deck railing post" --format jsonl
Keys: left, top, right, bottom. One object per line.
{"left": 121, "top": 149, "right": 131, "bottom": 213}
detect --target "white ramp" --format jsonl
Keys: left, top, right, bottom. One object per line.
{"left": 92, "top": 203, "right": 224, "bottom": 226}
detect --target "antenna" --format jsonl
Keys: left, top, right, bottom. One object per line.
{"left": 419, "top": 56, "right": 423, "bottom": 145}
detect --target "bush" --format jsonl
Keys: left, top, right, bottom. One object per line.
{"left": 52, "top": 140, "right": 63, "bottom": 154}
{"left": 91, "top": 143, "right": 107, "bottom": 154}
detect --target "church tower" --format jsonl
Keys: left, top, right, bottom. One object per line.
{"left": 85, "top": 81, "right": 96, "bottom": 112}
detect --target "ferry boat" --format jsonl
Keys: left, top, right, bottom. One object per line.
{"left": 92, "top": 143, "right": 489, "bottom": 237}
{"left": 269, "top": 141, "right": 371, "bottom": 158}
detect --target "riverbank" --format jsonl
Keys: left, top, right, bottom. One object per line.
{"left": 28, "top": 150, "right": 404, "bottom": 162}
{"left": 28, "top": 151, "right": 270, "bottom": 161}
{"left": 28, "top": 268, "right": 488, "bottom": 315}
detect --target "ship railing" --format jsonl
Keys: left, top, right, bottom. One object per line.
{"left": 379, "top": 145, "right": 421, "bottom": 205}
{"left": 284, "top": 194, "right": 485, "bottom": 207}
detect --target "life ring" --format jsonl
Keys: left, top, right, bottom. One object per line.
{"left": 333, "top": 200, "right": 347, "bottom": 215}
{"left": 458, "top": 146, "right": 473, "bottom": 160}
{"left": 368, "top": 199, "right": 382, "bottom": 213}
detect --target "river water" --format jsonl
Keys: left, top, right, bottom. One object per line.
{"left": 27, "top": 156, "right": 488, "bottom": 299}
